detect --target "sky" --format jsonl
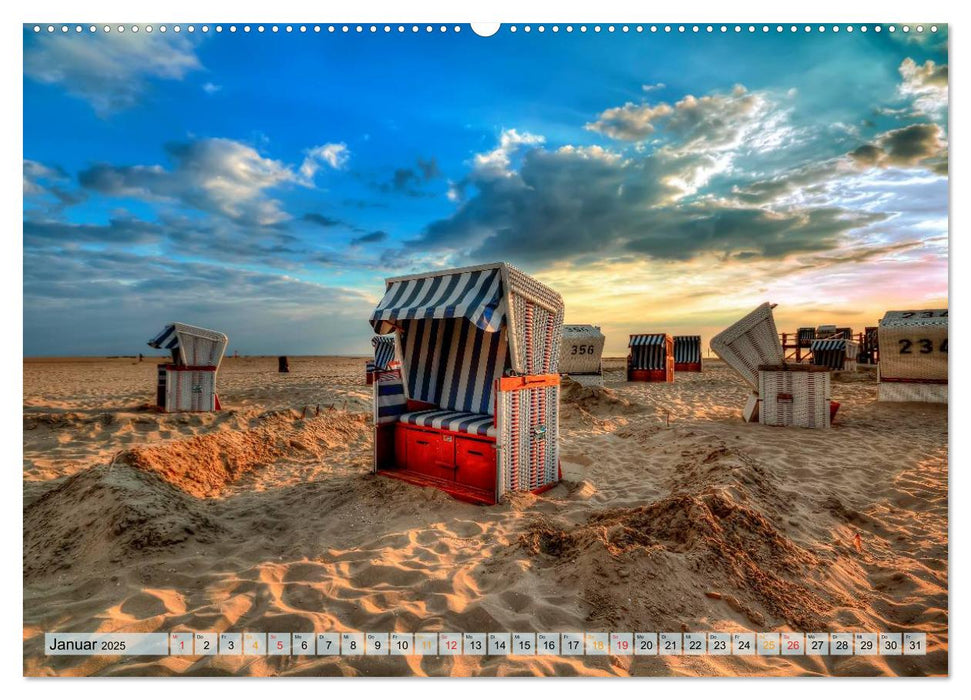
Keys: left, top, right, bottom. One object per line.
{"left": 23, "top": 24, "right": 948, "bottom": 356}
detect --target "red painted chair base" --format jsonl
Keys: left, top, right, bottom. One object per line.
{"left": 674, "top": 362, "right": 702, "bottom": 372}
{"left": 627, "top": 368, "right": 674, "bottom": 382}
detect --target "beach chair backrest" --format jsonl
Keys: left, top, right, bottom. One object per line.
{"left": 710, "top": 303, "right": 784, "bottom": 390}
{"left": 148, "top": 322, "right": 229, "bottom": 368}
{"left": 673, "top": 335, "right": 702, "bottom": 365}
{"left": 629, "top": 334, "right": 671, "bottom": 370}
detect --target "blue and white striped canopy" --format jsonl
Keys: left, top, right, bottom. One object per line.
{"left": 629, "top": 334, "right": 668, "bottom": 346}
{"left": 810, "top": 339, "right": 847, "bottom": 352}
{"left": 370, "top": 266, "right": 506, "bottom": 334}
{"left": 148, "top": 325, "right": 180, "bottom": 350}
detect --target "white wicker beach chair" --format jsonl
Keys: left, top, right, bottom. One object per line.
{"left": 877, "top": 310, "right": 948, "bottom": 403}
{"left": 147, "top": 322, "right": 228, "bottom": 412}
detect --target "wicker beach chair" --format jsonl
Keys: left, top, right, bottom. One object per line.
{"left": 369, "top": 263, "right": 565, "bottom": 504}
{"left": 877, "top": 310, "right": 948, "bottom": 403}
{"left": 147, "top": 323, "right": 228, "bottom": 412}
{"left": 559, "top": 324, "right": 606, "bottom": 387}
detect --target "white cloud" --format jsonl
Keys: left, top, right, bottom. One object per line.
{"left": 24, "top": 31, "right": 202, "bottom": 115}
{"left": 80, "top": 138, "right": 300, "bottom": 225}
{"left": 472, "top": 128, "right": 545, "bottom": 178}
{"left": 898, "top": 58, "right": 948, "bottom": 117}
{"left": 299, "top": 143, "right": 350, "bottom": 180}
{"left": 202, "top": 82, "right": 222, "bottom": 95}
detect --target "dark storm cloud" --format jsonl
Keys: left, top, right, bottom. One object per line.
{"left": 848, "top": 123, "right": 948, "bottom": 173}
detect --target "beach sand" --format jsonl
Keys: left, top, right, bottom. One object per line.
{"left": 23, "top": 356, "right": 948, "bottom": 676}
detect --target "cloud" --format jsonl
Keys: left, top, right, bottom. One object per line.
{"left": 375, "top": 156, "right": 444, "bottom": 197}
{"left": 416, "top": 133, "right": 884, "bottom": 266}
{"left": 302, "top": 213, "right": 344, "bottom": 228}
{"left": 23, "top": 159, "right": 85, "bottom": 209}
{"left": 299, "top": 143, "right": 350, "bottom": 180}
{"left": 23, "top": 247, "right": 377, "bottom": 356}
{"left": 350, "top": 230, "right": 388, "bottom": 245}
{"left": 79, "top": 138, "right": 308, "bottom": 225}
{"left": 24, "top": 217, "right": 164, "bottom": 246}
{"left": 849, "top": 123, "right": 948, "bottom": 174}
{"left": 897, "top": 58, "right": 948, "bottom": 117}
{"left": 472, "top": 128, "right": 545, "bottom": 178}
{"left": 202, "top": 82, "right": 222, "bottom": 95}
{"left": 584, "top": 101, "right": 673, "bottom": 140}
{"left": 586, "top": 85, "right": 794, "bottom": 156}
{"left": 24, "top": 31, "right": 202, "bottom": 115}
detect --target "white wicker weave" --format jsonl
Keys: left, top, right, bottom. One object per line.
{"left": 877, "top": 382, "right": 947, "bottom": 403}
{"left": 559, "top": 324, "right": 606, "bottom": 375}
{"left": 758, "top": 366, "right": 830, "bottom": 429}
{"left": 710, "top": 303, "right": 784, "bottom": 390}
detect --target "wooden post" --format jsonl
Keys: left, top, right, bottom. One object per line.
{"left": 278, "top": 356, "right": 290, "bottom": 373}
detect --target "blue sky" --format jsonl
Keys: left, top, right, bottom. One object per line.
{"left": 23, "top": 24, "right": 948, "bottom": 355}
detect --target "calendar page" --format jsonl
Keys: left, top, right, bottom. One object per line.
{"left": 20, "top": 3, "right": 949, "bottom": 683}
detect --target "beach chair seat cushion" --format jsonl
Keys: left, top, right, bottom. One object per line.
{"left": 398, "top": 409, "right": 497, "bottom": 438}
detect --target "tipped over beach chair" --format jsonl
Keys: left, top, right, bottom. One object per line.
{"left": 369, "top": 263, "right": 565, "bottom": 505}
{"left": 559, "top": 324, "right": 606, "bottom": 387}
{"left": 877, "top": 309, "right": 948, "bottom": 403}
{"left": 673, "top": 335, "right": 703, "bottom": 372}
{"left": 147, "top": 322, "right": 228, "bottom": 412}
{"left": 627, "top": 334, "right": 674, "bottom": 382}
{"left": 711, "top": 303, "right": 833, "bottom": 428}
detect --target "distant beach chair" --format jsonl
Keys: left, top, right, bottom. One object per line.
{"left": 147, "top": 322, "right": 228, "bottom": 412}
{"left": 367, "top": 334, "right": 399, "bottom": 385}
{"left": 369, "top": 262, "right": 565, "bottom": 504}
{"left": 627, "top": 334, "right": 674, "bottom": 382}
{"left": 559, "top": 324, "right": 606, "bottom": 387}
{"left": 673, "top": 335, "right": 703, "bottom": 372}
{"left": 810, "top": 338, "right": 860, "bottom": 371}
{"left": 859, "top": 326, "right": 879, "bottom": 365}
{"left": 711, "top": 303, "right": 833, "bottom": 427}
{"left": 877, "top": 309, "right": 948, "bottom": 403}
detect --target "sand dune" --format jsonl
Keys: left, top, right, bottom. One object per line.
{"left": 23, "top": 356, "right": 947, "bottom": 676}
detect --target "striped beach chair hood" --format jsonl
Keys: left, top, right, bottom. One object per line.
{"left": 369, "top": 263, "right": 565, "bottom": 416}
{"left": 148, "top": 322, "right": 228, "bottom": 368}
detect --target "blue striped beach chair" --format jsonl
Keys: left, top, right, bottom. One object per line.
{"left": 810, "top": 338, "right": 860, "bottom": 371}
{"left": 673, "top": 335, "right": 702, "bottom": 372}
{"left": 369, "top": 263, "right": 565, "bottom": 504}
{"left": 627, "top": 334, "right": 674, "bottom": 382}
{"left": 147, "top": 322, "right": 228, "bottom": 413}
{"left": 366, "top": 334, "right": 398, "bottom": 385}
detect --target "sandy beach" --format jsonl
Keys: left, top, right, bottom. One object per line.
{"left": 22, "top": 356, "right": 948, "bottom": 677}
